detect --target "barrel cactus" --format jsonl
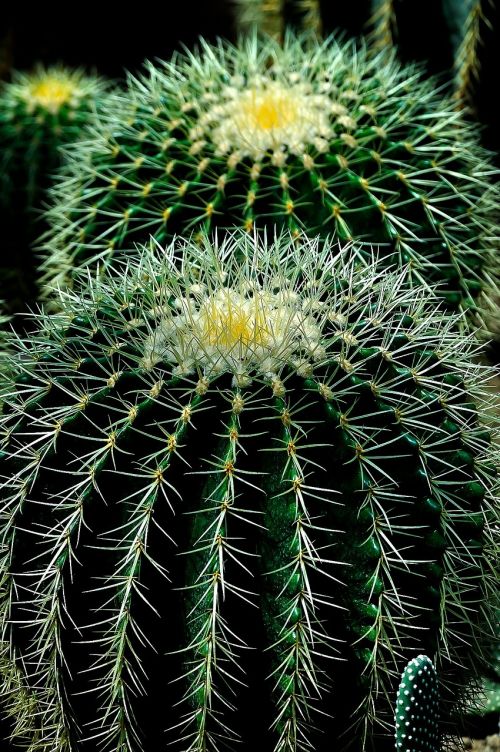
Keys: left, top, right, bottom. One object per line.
{"left": 0, "top": 65, "right": 109, "bottom": 315}
{"left": 41, "top": 33, "right": 499, "bottom": 326}
{"left": 0, "top": 65, "right": 109, "bottom": 209}
{"left": 1, "top": 232, "right": 498, "bottom": 752}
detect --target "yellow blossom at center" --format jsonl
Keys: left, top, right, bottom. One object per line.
{"left": 28, "top": 77, "right": 76, "bottom": 111}
{"left": 240, "top": 88, "right": 300, "bottom": 132}
{"left": 198, "top": 291, "right": 273, "bottom": 349}
{"left": 200, "top": 78, "right": 334, "bottom": 161}
{"left": 143, "top": 277, "right": 323, "bottom": 382}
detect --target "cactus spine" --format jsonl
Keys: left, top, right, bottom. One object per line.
{"left": 40, "top": 34, "right": 499, "bottom": 326}
{"left": 1, "top": 233, "right": 498, "bottom": 752}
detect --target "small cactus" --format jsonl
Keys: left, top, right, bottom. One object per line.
{"left": 40, "top": 34, "right": 499, "bottom": 327}
{"left": 0, "top": 65, "right": 109, "bottom": 209}
{"left": 1, "top": 232, "right": 498, "bottom": 752}
{"left": 0, "top": 65, "right": 110, "bottom": 313}
{"left": 395, "top": 655, "right": 440, "bottom": 752}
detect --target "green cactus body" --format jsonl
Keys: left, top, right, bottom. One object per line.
{"left": 395, "top": 655, "right": 439, "bottom": 752}
{"left": 0, "top": 234, "right": 498, "bottom": 752}
{"left": 41, "top": 35, "right": 498, "bottom": 324}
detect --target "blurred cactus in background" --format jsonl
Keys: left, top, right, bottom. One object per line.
{"left": 0, "top": 65, "right": 108, "bottom": 210}
{"left": 39, "top": 34, "right": 498, "bottom": 335}
{"left": 0, "top": 65, "right": 110, "bottom": 317}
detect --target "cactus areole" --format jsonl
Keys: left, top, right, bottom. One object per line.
{"left": 42, "top": 34, "right": 499, "bottom": 321}
{"left": 0, "top": 234, "right": 498, "bottom": 752}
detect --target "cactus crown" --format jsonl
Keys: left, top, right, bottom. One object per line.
{"left": 1, "top": 233, "right": 498, "bottom": 752}
{"left": 140, "top": 234, "right": 333, "bottom": 382}
{"left": 1, "top": 65, "right": 104, "bottom": 116}
{"left": 20, "top": 68, "right": 82, "bottom": 113}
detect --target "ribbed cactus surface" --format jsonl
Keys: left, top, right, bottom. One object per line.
{"left": 41, "top": 34, "right": 498, "bottom": 322}
{"left": 1, "top": 234, "right": 498, "bottom": 752}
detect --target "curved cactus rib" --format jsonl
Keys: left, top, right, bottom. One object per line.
{"left": 173, "top": 404, "right": 260, "bottom": 752}
{"left": 0, "top": 378, "right": 120, "bottom": 751}
{"left": 260, "top": 394, "right": 344, "bottom": 752}
{"left": 84, "top": 386, "right": 203, "bottom": 752}
{"left": 0, "top": 310, "right": 168, "bottom": 751}
{"left": 319, "top": 386, "right": 427, "bottom": 745}
{"left": 2, "top": 380, "right": 152, "bottom": 752}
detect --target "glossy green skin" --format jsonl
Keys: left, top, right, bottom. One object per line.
{"left": 0, "top": 291, "right": 497, "bottom": 752}
{"left": 43, "top": 37, "right": 498, "bottom": 314}
{"left": 395, "top": 655, "right": 440, "bottom": 752}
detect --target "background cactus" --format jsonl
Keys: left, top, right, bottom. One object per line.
{"left": 0, "top": 65, "right": 109, "bottom": 315}
{"left": 0, "top": 65, "right": 108, "bottom": 209}
{"left": 395, "top": 655, "right": 440, "bottom": 752}
{"left": 232, "top": 0, "right": 322, "bottom": 39}
{"left": 40, "top": 34, "right": 499, "bottom": 328}
{"left": 1, "top": 233, "right": 498, "bottom": 752}
{"left": 467, "top": 615, "right": 500, "bottom": 721}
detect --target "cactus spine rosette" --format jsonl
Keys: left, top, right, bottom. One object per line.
{"left": 1, "top": 233, "right": 498, "bottom": 752}
{"left": 0, "top": 65, "right": 109, "bottom": 208}
{"left": 41, "top": 34, "right": 499, "bottom": 325}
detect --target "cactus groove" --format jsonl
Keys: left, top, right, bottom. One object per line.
{"left": 0, "top": 234, "right": 498, "bottom": 752}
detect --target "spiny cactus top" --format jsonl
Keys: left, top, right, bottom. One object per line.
{"left": 1, "top": 233, "right": 498, "bottom": 752}
{"left": 41, "top": 33, "right": 499, "bottom": 321}
{"left": 0, "top": 65, "right": 109, "bottom": 208}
